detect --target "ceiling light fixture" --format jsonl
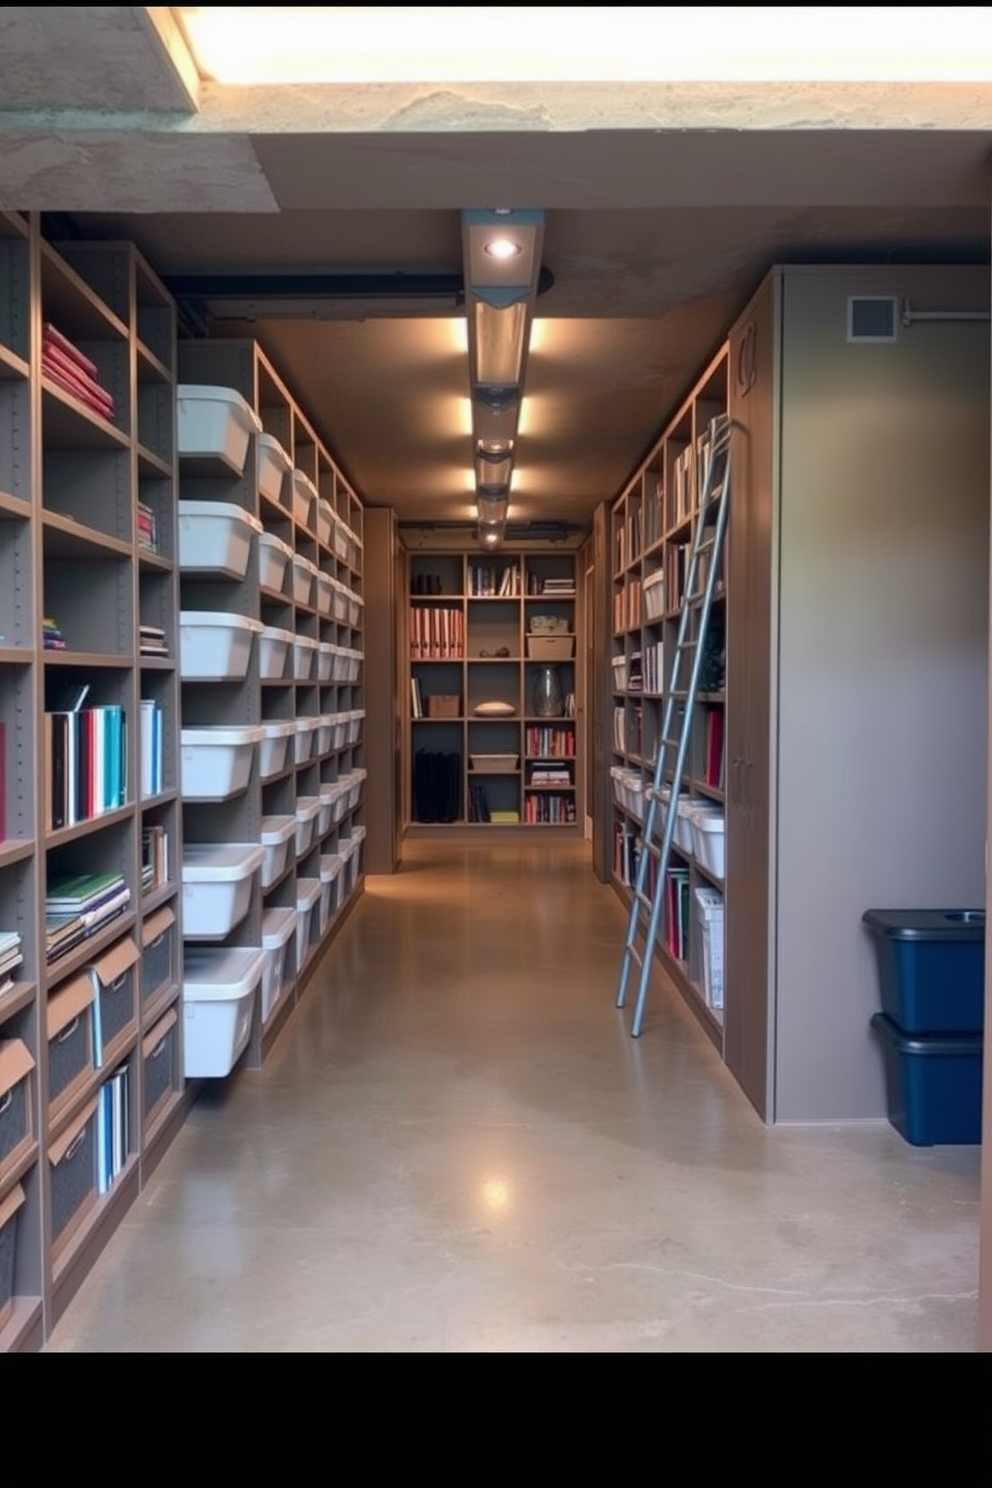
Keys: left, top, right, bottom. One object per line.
{"left": 463, "top": 208, "right": 545, "bottom": 551}
{"left": 483, "top": 238, "right": 523, "bottom": 261}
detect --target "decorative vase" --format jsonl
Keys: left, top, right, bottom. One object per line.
{"left": 533, "top": 663, "right": 564, "bottom": 718}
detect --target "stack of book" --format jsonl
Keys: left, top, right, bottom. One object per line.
{"left": 45, "top": 703, "right": 127, "bottom": 830}
{"left": 529, "top": 765, "right": 572, "bottom": 787}
{"left": 43, "top": 616, "right": 65, "bottom": 651}
{"left": 142, "top": 825, "right": 169, "bottom": 894}
{"left": 137, "top": 502, "right": 158, "bottom": 555}
{"left": 0, "top": 930, "right": 23, "bottom": 998}
{"left": 139, "top": 625, "right": 168, "bottom": 658}
{"left": 139, "top": 700, "right": 164, "bottom": 798}
{"left": 42, "top": 323, "right": 116, "bottom": 422}
{"left": 45, "top": 872, "right": 130, "bottom": 965}
{"left": 539, "top": 576, "right": 576, "bottom": 598}
{"left": 96, "top": 1064, "right": 130, "bottom": 1195}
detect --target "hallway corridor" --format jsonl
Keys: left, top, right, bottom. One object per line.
{"left": 46, "top": 839, "right": 980, "bottom": 1351}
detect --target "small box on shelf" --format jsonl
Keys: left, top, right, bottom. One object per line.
{"left": 426, "top": 694, "right": 460, "bottom": 719}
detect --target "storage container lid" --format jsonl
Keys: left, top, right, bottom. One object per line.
{"left": 320, "top": 781, "right": 346, "bottom": 804}
{"left": 352, "top": 768, "right": 368, "bottom": 783}
{"left": 320, "top": 853, "right": 344, "bottom": 883}
{"left": 258, "top": 431, "right": 291, "bottom": 467}
{"left": 296, "top": 877, "right": 321, "bottom": 909}
{"left": 261, "top": 719, "right": 297, "bottom": 738}
{"left": 296, "top": 796, "right": 321, "bottom": 823}
{"left": 180, "top": 611, "right": 264, "bottom": 633}
{"left": 643, "top": 569, "right": 665, "bottom": 588}
{"left": 181, "top": 843, "right": 265, "bottom": 882}
{"left": 262, "top": 905, "right": 297, "bottom": 950}
{"left": 182, "top": 945, "right": 265, "bottom": 1002}
{"left": 181, "top": 725, "right": 265, "bottom": 748}
{"left": 870, "top": 1010, "right": 984, "bottom": 1056}
{"left": 176, "top": 384, "right": 262, "bottom": 431}
{"left": 690, "top": 809, "right": 725, "bottom": 832}
{"left": 259, "top": 625, "right": 295, "bottom": 644}
{"left": 294, "top": 635, "right": 318, "bottom": 651}
{"left": 261, "top": 814, "right": 296, "bottom": 846}
{"left": 178, "top": 500, "right": 263, "bottom": 533}
{"left": 292, "top": 469, "right": 318, "bottom": 498}
{"left": 259, "top": 531, "right": 293, "bottom": 557}
{"left": 862, "top": 909, "right": 986, "bottom": 941}
{"left": 352, "top": 826, "right": 366, "bottom": 844}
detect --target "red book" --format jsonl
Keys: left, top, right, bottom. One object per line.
{"left": 42, "top": 363, "right": 115, "bottom": 422}
{"left": 43, "top": 322, "right": 100, "bottom": 380}
{"left": 42, "top": 344, "right": 114, "bottom": 413}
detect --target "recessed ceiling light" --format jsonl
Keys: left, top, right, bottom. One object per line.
{"left": 483, "top": 238, "right": 523, "bottom": 261}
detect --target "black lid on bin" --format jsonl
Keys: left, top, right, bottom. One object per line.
{"left": 862, "top": 909, "right": 985, "bottom": 941}
{"left": 870, "top": 1011, "right": 984, "bottom": 1055}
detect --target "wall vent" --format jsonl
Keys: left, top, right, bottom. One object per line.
{"left": 847, "top": 296, "right": 898, "bottom": 343}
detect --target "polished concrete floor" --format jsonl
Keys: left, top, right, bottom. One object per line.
{"left": 46, "top": 838, "right": 981, "bottom": 1352}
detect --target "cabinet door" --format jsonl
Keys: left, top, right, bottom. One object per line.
{"left": 724, "top": 276, "right": 777, "bottom": 1120}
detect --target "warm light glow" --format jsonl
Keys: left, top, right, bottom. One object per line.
{"left": 480, "top": 528, "right": 503, "bottom": 552}
{"left": 483, "top": 238, "right": 523, "bottom": 261}
{"left": 481, "top": 1177, "right": 511, "bottom": 1211}
{"left": 178, "top": 8, "right": 992, "bottom": 84}
{"left": 471, "top": 299, "right": 528, "bottom": 388}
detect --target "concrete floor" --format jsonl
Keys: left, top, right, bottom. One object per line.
{"left": 45, "top": 838, "right": 981, "bottom": 1352}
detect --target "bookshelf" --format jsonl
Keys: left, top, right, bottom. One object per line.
{"left": 0, "top": 217, "right": 186, "bottom": 1351}
{"left": 607, "top": 263, "right": 990, "bottom": 1127}
{"left": 608, "top": 346, "right": 729, "bottom": 1042}
{"left": 404, "top": 547, "right": 580, "bottom": 830}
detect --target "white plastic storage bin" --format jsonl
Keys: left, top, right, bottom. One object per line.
{"left": 319, "top": 853, "right": 344, "bottom": 930}
{"left": 258, "top": 624, "right": 294, "bottom": 682}
{"left": 182, "top": 945, "right": 264, "bottom": 1078}
{"left": 332, "top": 512, "right": 349, "bottom": 562}
{"left": 315, "top": 499, "right": 333, "bottom": 548}
{"left": 346, "top": 590, "right": 363, "bottom": 629}
{"left": 315, "top": 570, "right": 333, "bottom": 615}
{"left": 612, "top": 655, "right": 628, "bottom": 692}
{"left": 295, "top": 796, "right": 321, "bottom": 857}
{"left": 690, "top": 808, "right": 726, "bottom": 880}
{"left": 293, "top": 634, "right": 317, "bottom": 682}
{"left": 316, "top": 643, "right": 333, "bottom": 683}
{"left": 331, "top": 578, "right": 349, "bottom": 623}
{"left": 260, "top": 814, "right": 296, "bottom": 890}
{"left": 314, "top": 715, "right": 333, "bottom": 757}
{"left": 293, "top": 717, "right": 317, "bottom": 766}
{"left": 328, "top": 712, "right": 346, "bottom": 750}
{"left": 292, "top": 555, "right": 314, "bottom": 608}
{"left": 178, "top": 500, "right": 261, "bottom": 581}
{"left": 296, "top": 878, "right": 321, "bottom": 969}
{"left": 260, "top": 907, "right": 297, "bottom": 1023}
{"left": 347, "top": 767, "right": 367, "bottom": 813}
{"left": 181, "top": 843, "right": 265, "bottom": 941}
{"left": 177, "top": 385, "right": 261, "bottom": 475}
{"left": 179, "top": 612, "right": 262, "bottom": 682}
{"left": 328, "top": 645, "right": 346, "bottom": 683}
{"left": 258, "top": 531, "right": 293, "bottom": 593}
{"left": 292, "top": 470, "right": 317, "bottom": 531}
{"left": 323, "top": 779, "right": 348, "bottom": 825}
{"left": 342, "top": 648, "right": 362, "bottom": 684}
{"left": 643, "top": 568, "right": 665, "bottom": 621}
{"left": 180, "top": 724, "right": 263, "bottom": 802}
{"left": 257, "top": 432, "right": 291, "bottom": 507}
{"left": 345, "top": 709, "right": 365, "bottom": 747}
{"left": 676, "top": 797, "right": 709, "bottom": 855}
{"left": 259, "top": 719, "right": 296, "bottom": 779}
{"left": 343, "top": 525, "right": 361, "bottom": 571}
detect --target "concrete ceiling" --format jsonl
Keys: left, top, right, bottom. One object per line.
{"left": 2, "top": 7, "right": 991, "bottom": 531}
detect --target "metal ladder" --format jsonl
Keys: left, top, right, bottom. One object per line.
{"left": 615, "top": 413, "right": 733, "bottom": 1037}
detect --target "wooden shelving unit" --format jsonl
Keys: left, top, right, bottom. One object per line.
{"left": 608, "top": 346, "right": 728, "bottom": 1041}
{"left": 0, "top": 216, "right": 185, "bottom": 1350}
{"left": 404, "top": 548, "right": 580, "bottom": 830}
{"left": 176, "top": 339, "right": 366, "bottom": 1064}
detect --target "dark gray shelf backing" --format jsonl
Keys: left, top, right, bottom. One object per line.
{"left": 0, "top": 235, "right": 31, "bottom": 364}
{"left": 139, "top": 568, "right": 176, "bottom": 657}
{"left": 0, "top": 665, "right": 38, "bottom": 844}
{"left": 42, "top": 555, "right": 133, "bottom": 656}
{"left": 138, "top": 475, "right": 175, "bottom": 565}
{"left": 42, "top": 447, "right": 132, "bottom": 542}
{"left": 0, "top": 516, "right": 35, "bottom": 650}
{"left": 0, "top": 381, "right": 32, "bottom": 504}
{"left": 40, "top": 383, "right": 128, "bottom": 453}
